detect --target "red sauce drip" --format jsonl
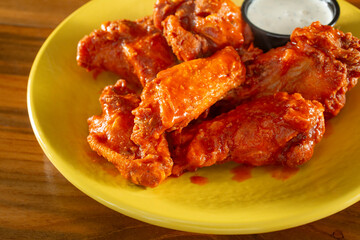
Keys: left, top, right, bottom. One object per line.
{"left": 324, "top": 120, "right": 334, "bottom": 138}
{"left": 265, "top": 166, "right": 299, "bottom": 181}
{"left": 231, "top": 165, "right": 254, "bottom": 182}
{"left": 190, "top": 176, "right": 208, "bottom": 185}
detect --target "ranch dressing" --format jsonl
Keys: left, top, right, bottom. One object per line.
{"left": 246, "top": 0, "right": 334, "bottom": 35}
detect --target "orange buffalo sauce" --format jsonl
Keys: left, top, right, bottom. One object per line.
{"left": 231, "top": 165, "right": 254, "bottom": 182}
{"left": 265, "top": 166, "right": 299, "bottom": 181}
{"left": 190, "top": 176, "right": 208, "bottom": 185}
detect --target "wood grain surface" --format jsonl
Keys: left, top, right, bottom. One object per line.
{"left": 1, "top": 0, "right": 360, "bottom": 239}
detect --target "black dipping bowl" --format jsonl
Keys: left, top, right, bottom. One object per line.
{"left": 241, "top": 0, "right": 340, "bottom": 51}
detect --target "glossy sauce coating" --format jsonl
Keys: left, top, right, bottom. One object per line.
{"left": 131, "top": 46, "right": 245, "bottom": 156}
{"left": 82, "top": 1, "right": 360, "bottom": 188}
{"left": 77, "top": 17, "right": 176, "bottom": 87}
{"left": 170, "top": 93, "right": 325, "bottom": 176}
{"left": 154, "top": 0, "right": 246, "bottom": 61}
{"left": 226, "top": 22, "right": 360, "bottom": 118}
{"left": 87, "top": 80, "right": 173, "bottom": 187}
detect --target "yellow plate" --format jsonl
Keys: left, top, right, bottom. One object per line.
{"left": 27, "top": 0, "right": 360, "bottom": 234}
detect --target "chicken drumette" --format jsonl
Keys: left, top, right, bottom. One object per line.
{"left": 170, "top": 92, "right": 325, "bottom": 176}
{"left": 87, "top": 80, "right": 172, "bottom": 187}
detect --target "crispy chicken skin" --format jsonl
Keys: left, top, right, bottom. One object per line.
{"left": 131, "top": 46, "right": 246, "bottom": 153}
{"left": 291, "top": 22, "right": 360, "bottom": 90}
{"left": 227, "top": 22, "right": 360, "bottom": 118}
{"left": 87, "top": 80, "right": 173, "bottom": 187}
{"left": 77, "top": 17, "right": 177, "bottom": 87}
{"left": 153, "top": 0, "right": 246, "bottom": 61}
{"left": 170, "top": 93, "right": 325, "bottom": 176}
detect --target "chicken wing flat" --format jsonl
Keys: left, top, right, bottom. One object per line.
{"left": 87, "top": 80, "right": 172, "bottom": 187}
{"left": 153, "top": 0, "right": 248, "bottom": 61}
{"left": 226, "top": 22, "right": 360, "bottom": 118}
{"left": 77, "top": 17, "right": 177, "bottom": 87}
{"left": 170, "top": 92, "right": 325, "bottom": 176}
{"left": 131, "top": 46, "right": 245, "bottom": 155}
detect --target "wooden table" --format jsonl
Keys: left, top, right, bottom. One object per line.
{"left": 1, "top": 0, "right": 360, "bottom": 239}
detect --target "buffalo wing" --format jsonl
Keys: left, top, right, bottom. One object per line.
{"left": 170, "top": 93, "right": 325, "bottom": 176}
{"left": 153, "top": 0, "right": 248, "bottom": 61}
{"left": 227, "top": 22, "right": 360, "bottom": 118}
{"left": 87, "top": 80, "right": 172, "bottom": 187}
{"left": 77, "top": 17, "right": 177, "bottom": 87}
{"left": 131, "top": 46, "right": 245, "bottom": 155}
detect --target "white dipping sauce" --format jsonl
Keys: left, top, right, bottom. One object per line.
{"left": 247, "top": 0, "right": 334, "bottom": 35}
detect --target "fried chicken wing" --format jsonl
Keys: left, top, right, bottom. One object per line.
{"left": 291, "top": 22, "right": 360, "bottom": 90}
{"left": 77, "top": 17, "right": 177, "bottom": 87}
{"left": 131, "top": 46, "right": 245, "bottom": 155}
{"left": 153, "top": 0, "right": 247, "bottom": 61}
{"left": 170, "top": 93, "right": 325, "bottom": 176}
{"left": 226, "top": 22, "right": 360, "bottom": 118}
{"left": 87, "top": 80, "right": 172, "bottom": 187}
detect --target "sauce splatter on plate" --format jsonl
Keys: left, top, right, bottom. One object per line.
{"left": 265, "top": 166, "right": 299, "bottom": 181}
{"left": 231, "top": 165, "right": 254, "bottom": 182}
{"left": 190, "top": 176, "right": 208, "bottom": 185}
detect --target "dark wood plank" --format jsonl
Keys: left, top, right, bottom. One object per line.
{"left": 0, "top": 25, "right": 52, "bottom": 76}
{"left": 0, "top": 0, "right": 89, "bottom": 28}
